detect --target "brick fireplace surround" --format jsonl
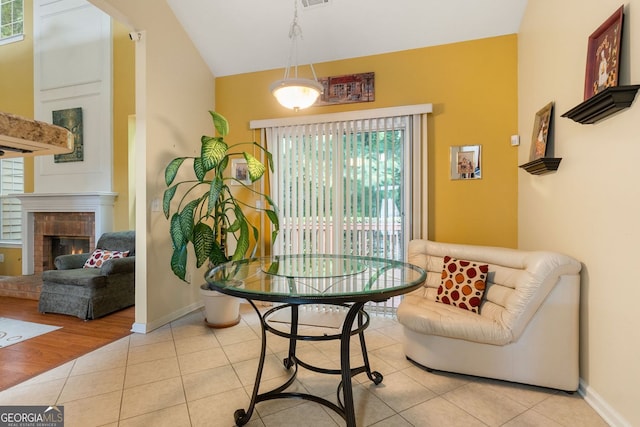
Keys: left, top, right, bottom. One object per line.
{"left": 15, "top": 192, "right": 117, "bottom": 275}
{"left": 34, "top": 212, "right": 95, "bottom": 274}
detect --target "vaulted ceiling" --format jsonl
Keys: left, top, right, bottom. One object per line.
{"left": 90, "top": 0, "right": 527, "bottom": 77}
{"left": 163, "top": 0, "right": 528, "bottom": 77}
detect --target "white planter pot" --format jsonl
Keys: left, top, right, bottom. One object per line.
{"left": 199, "top": 284, "right": 241, "bottom": 328}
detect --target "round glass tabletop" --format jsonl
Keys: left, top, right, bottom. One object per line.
{"left": 205, "top": 254, "right": 426, "bottom": 304}
{"left": 260, "top": 254, "right": 367, "bottom": 279}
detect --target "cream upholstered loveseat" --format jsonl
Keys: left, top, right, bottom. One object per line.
{"left": 397, "top": 239, "right": 582, "bottom": 391}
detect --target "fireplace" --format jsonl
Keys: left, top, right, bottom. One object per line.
{"left": 51, "top": 237, "right": 90, "bottom": 257}
{"left": 44, "top": 236, "right": 91, "bottom": 271}
{"left": 34, "top": 212, "right": 95, "bottom": 273}
{"left": 15, "top": 192, "right": 117, "bottom": 274}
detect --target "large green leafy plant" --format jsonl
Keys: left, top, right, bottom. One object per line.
{"left": 163, "top": 111, "right": 279, "bottom": 281}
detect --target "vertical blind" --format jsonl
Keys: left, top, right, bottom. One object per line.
{"left": 267, "top": 116, "right": 410, "bottom": 261}
{"left": 251, "top": 104, "right": 431, "bottom": 314}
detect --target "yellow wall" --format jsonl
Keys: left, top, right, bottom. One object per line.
{"left": 216, "top": 35, "right": 519, "bottom": 248}
{"left": 0, "top": 0, "right": 33, "bottom": 275}
{"left": 0, "top": 0, "right": 135, "bottom": 275}
{"left": 112, "top": 20, "right": 135, "bottom": 231}
{"left": 0, "top": 1, "right": 33, "bottom": 120}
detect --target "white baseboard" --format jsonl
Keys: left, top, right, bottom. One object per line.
{"left": 130, "top": 301, "right": 204, "bottom": 334}
{"left": 579, "top": 378, "right": 630, "bottom": 427}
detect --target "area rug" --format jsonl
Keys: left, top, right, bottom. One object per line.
{"left": 0, "top": 317, "right": 61, "bottom": 348}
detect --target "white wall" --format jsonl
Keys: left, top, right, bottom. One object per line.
{"left": 89, "top": 0, "right": 215, "bottom": 332}
{"left": 518, "top": 1, "right": 640, "bottom": 426}
{"left": 33, "top": 0, "right": 113, "bottom": 193}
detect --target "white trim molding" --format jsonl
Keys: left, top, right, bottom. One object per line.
{"left": 579, "top": 378, "right": 632, "bottom": 427}
{"left": 250, "top": 103, "right": 433, "bottom": 129}
{"left": 131, "top": 301, "right": 203, "bottom": 334}
{"left": 14, "top": 192, "right": 117, "bottom": 274}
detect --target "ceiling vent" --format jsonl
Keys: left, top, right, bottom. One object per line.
{"left": 301, "top": 0, "right": 329, "bottom": 8}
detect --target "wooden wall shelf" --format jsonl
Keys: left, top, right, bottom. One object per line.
{"left": 519, "top": 158, "right": 562, "bottom": 175}
{"left": 561, "top": 85, "right": 640, "bottom": 124}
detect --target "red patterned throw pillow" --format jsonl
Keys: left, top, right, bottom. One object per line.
{"left": 83, "top": 248, "right": 129, "bottom": 268}
{"left": 436, "top": 256, "right": 488, "bottom": 313}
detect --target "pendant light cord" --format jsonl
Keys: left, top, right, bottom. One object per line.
{"left": 283, "top": 0, "right": 319, "bottom": 82}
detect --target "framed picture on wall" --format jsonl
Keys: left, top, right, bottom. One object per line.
{"left": 230, "top": 159, "right": 251, "bottom": 186}
{"left": 450, "top": 145, "right": 481, "bottom": 180}
{"left": 530, "top": 102, "right": 553, "bottom": 161}
{"left": 315, "top": 72, "right": 375, "bottom": 106}
{"left": 52, "top": 107, "right": 84, "bottom": 163}
{"left": 584, "top": 6, "right": 624, "bottom": 100}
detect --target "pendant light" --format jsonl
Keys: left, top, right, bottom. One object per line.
{"left": 270, "top": 1, "right": 323, "bottom": 111}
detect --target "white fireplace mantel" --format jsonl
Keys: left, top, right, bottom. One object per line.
{"left": 15, "top": 192, "right": 117, "bottom": 275}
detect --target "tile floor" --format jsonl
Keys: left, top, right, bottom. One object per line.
{"left": 0, "top": 305, "right": 608, "bottom": 427}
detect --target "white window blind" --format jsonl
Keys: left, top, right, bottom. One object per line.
{"left": 0, "top": 157, "right": 23, "bottom": 241}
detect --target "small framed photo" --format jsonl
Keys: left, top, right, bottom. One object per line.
{"left": 584, "top": 6, "right": 624, "bottom": 100}
{"left": 450, "top": 145, "right": 481, "bottom": 180}
{"left": 230, "top": 159, "right": 251, "bottom": 186}
{"left": 530, "top": 102, "right": 553, "bottom": 161}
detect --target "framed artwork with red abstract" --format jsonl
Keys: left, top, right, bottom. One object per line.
{"left": 584, "top": 6, "right": 624, "bottom": 100}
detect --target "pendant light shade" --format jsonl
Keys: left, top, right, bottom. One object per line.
{"left": 270, "top": 78, "right": 323, "bottom": 111}
{"left": 271, "top": 1, "right": 322, "bottom": 111}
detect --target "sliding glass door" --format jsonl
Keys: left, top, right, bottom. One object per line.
{"left": 268, "top": 115, "right": 412, "bottom": 261}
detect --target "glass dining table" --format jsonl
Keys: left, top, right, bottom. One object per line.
{"left": 205, "top": 253, "right": 427, "bottom": 427}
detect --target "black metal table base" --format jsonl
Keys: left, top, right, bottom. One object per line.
{"left": 234, "top": 300, "right": 383, "bottom": 427}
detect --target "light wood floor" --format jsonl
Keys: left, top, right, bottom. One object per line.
{"left": 0, "top": 296, "right": 134, "bottom": 391}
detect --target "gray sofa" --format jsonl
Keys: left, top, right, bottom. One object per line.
{"left": 39, "top": 230, "right": 135, "bottom": 320}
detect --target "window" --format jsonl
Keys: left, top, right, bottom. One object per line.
{"left": 0, "top": 157, "right": 23, "bottom": 241}
{"left": 1, "top": 0, "right": 24, "bottom": 44}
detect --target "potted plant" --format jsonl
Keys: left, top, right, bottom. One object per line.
{"left": 163, "top": 111, "right": 279, "bottom": 327}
